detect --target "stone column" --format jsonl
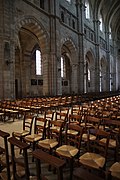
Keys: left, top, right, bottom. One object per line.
{"left": 42, "top": 53, "right": 50, "bottom": 96}
{"left": 112, "top": 39, "right": 117, "bottom": 91}
{"left": 48, "top": 0, "right": 62, "bottom": 96}
{"left": 71, "top": 64, "right": 79, "bottom": 93}
{"left": 76, "top": 0, "right": 85, "bottom": 93}
{"left": 1, "top": 0, "right": 15, "bottom": 99}
{"left": 105, "top": 31, "right": 111, "bottom": 91}
{"left": 3, "top": 41, "right": 15, "bottom": 99}
{"left": 93, "top": 19, "right": 101, "bottom": 92}
{"left": 57, "top": 55, "right": 62, "bottom": 96}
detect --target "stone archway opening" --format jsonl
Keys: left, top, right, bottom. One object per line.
{"left": 15, "top": 18, "right": 48, "bottom": 98}
{"left": 84, "top": 51, "right": 95, "bottom": 93}
{"left": 60, "top": 39, "right": 77, "bottom": 95}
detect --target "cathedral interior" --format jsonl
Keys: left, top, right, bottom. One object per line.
{"left": 0, "top": 0, "right": 120, "bottom": 180}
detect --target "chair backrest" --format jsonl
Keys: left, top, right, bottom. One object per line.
{"left": 34, "top": 117, "right": 47, "bottom": 139}
{"left": 48, "top": 120, "right": 64, "bottom": 146}
{"left": 8, "top": 136, "right": 30, "bottom": 180}
{"left": 65, "top": 123, "right": 83, "bottom": 153}
{"left": 87, "top": 128, "right": 110, "bottom": 159}
{"left": 71, "top": 105, "right": 81, "bottom": 115}
{"left": 44, "top": 110, "right": 54, "bottom": 121}
{"left": 23, "top": 114, "right": 34, "bottom": 134}
{"left": 102, "top": 118, "right": 120, "bottom": 134}
{"left": 59, "top": 107, "right": 69, "bottom": 115}
{"left": 0, "top": 130, "right": 10, "bottom": 180}
{"left": 68, "top": 114, "right": 82, "bottom": 125}
{"left": 84, "top": 115, "right": 101, "bottom": 129}
{"left": 55, "top": 111, "right": 68, "bottom": 122}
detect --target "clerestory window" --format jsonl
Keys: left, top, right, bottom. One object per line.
{"left": 99, "top": 15, "right": 103, "bottom": 31}
{"left": 85, "top": 1, "right": 90, "bottom": 19}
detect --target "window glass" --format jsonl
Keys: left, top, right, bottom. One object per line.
{"left": 99, "top": 16, "right": 103, "bottom": 31}
{"left": 61, "top": 56, "right": 66, "bottom": 78}
{"left": 85, "top": 1, "right": 90, "bottom": 19}
{"left": 66, "top": 0, "right": 71, "bottom": 3}
{"left": 109, "top": 27, "right": 112, "bottom": 39}
{"left": 36, "top": 50, "right": 42, "bottom": 75}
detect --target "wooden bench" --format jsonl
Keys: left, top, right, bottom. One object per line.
{"left": 32, "top": 149, "right": 65, "bottom": 180}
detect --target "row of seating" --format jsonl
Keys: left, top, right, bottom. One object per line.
{"left": 0, "top": 94, "right": 120, "bottom": 179}
{"left": 0, "top": 118, "right": 120, "bottom": 180}
{"left": 0, "top": 92, "right": 119, "bottom": 122}
{"left": 1, "top": 110, "right": 119, "bottom": 179}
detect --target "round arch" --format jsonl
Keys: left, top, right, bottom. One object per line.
{"left": 84, "top": 49, "right": 95, "bottom": 93}
{"left": 15, "top": 16, "right": 49, "bottom": 52}
{"left": 60, "top": 37, "right": 78, "bottom": 95}
{"left": 14, "top": 16, "right": 50, "bottom": 98}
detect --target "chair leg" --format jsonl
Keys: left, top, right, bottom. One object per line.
{"left": 70, "top": 158, "right": 73, "bottom": 180}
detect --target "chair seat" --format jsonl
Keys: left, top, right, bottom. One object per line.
{"left": 24, "top": 134, "right": 42, "bottom": 142}
{"left": 50, "top": 126, "right": 60, "bottom": 132}
{"left": 56, "top": 145, "right": 78, "bottom": 158}
{"left": 109, "top": 162, "right": 120, "bottom": 179}
{"left": 38, "top": 139, "right": 58, "bottom": 150}
{"left": 100, "top": 138, "right": 116, "bottom": 148}
{"left": 13, "top": 130, "right": 29, "bottom": 137}
{"left": 80, "top": 123, "right": 93, "bottom": 128}
{"left": 67, "top": 129, "right": 78, "bottom": 135}
{"left": 0, "top": 113, "right": 4, "bottom": 115}
{"left": 79, "top": 152, "right": 105, "bottom": 169}
{"left": 82, "top": 133, "right": 96, "bottom": 141}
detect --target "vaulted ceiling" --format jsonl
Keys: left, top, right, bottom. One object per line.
{"left": 90, "top": 0, "right": 120, "bottom": 41}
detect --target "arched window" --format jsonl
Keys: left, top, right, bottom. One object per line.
{"left": 99, "top": 15, "right": 103, "bottom": 31}
{"left": 109, "top": 27, "right": 112, "bottom": 39}
{"left": 85, "top": 1, "right": 90, "bottom": 19}
{"left": 88, "top": 68, "right": 90, "bottom": 81}
{"left": 36, "top": 49, "right": 42, "bottom": 75}
{"left": 61, "top": 56, "right": 66, "bottom": 78}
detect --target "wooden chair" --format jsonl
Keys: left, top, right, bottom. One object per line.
{"left": 0, "top": 130, "right": 10, "bottom": 180}
{"left": 107, "top": 161, "right": 120, "bottom": 180}
{"left": 12, "top": 114, "right": 34, "bottom": 142}
{"left": 55, "top": 111, "right": 68, "bottom": 123}
{"left": 24, "top": 117, "right": 47, "bottom": 153}
{"left": 8, "top": 136, "right": 37, "bottom": 180}
{"left": 82, "top": 115, "right": 101, "bottom": 130}
{"left": 37, "top": 120, "right": 64, "bottom": 154}
{"left": 100, "top": 118, "right": 120, "bottom": 161}
{"left": 79, "top": 128, "right": 110, "bottom": 178}
{"left": 56, "top": 123, "right": 83, "bottom": 180}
